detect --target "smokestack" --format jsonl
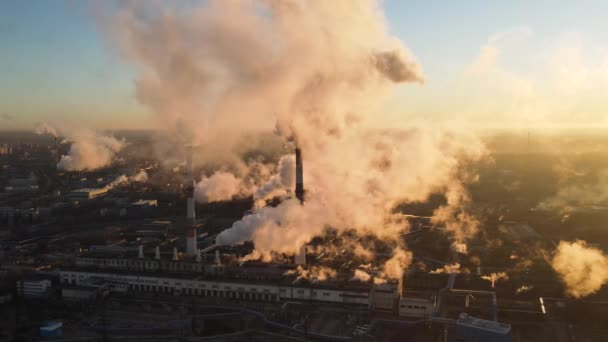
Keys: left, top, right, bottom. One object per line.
{"left": 138, "top": 245, "right": 144, "bottom": 259}
{"left": 196, "top": 249, "right": 201, "bottom": 263}
{"left": 185, "top": 144, "right": 198, "bottom": 256}
{"left": 295, "top": 246, "right": 306, "bottom": 265}
{"left": 173, "top": 247, "right": 179, "bottom": 261}
{"left": 215, "top": 249, "right": 221, "bottom": 265}
{"left": 295, "top": 146, "right": 304, "bottom": 204}
{"left": 155, "top": 246, "right": 160, "bottom": 260}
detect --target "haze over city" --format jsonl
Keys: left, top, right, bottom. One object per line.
{"left": 0, "top": 1, "right": 607, "bottom": 341}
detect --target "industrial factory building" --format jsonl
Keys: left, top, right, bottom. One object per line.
{"left": 67, "top": 187, "right": 108, "bottom": 201}
{"left": 59, "top": 268, "right": 396, "bottom": 311}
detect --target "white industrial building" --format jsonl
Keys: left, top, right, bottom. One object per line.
{"left": 60, "top": 269, "right": 397, "bottom": 311}
{"left": 17, "top": 278, "right": 52, "bottom": 298}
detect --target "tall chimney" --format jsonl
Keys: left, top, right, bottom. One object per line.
{"left": 173, "top": 247, "right": 179, "bottom": 261}
{"left": 155, "top": 246, "right": 160, "bottom": 260}
{"left": 54, "top": 137, "right": 60, "bottom": 166}
{"left": 185, "top": 144, "right": 198, "bottom": 256}
{"left": 295, "top": 246, "right": 306, "bottom": 265}
{"left": 138, "top": 245, "right": 144, "bottom": 259}
{"left": 295, "top": 147, "right": 304, "bottom": 204}
{"left": 215, "top": 249, "right": 221, "bottom": 265}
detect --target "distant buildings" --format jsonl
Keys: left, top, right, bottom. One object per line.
{"left": 4, "top": 174, "right": 38, "bottom": 192}
{"left": 67, "top": 187, "right": 108, "bottom": 201}
{"left": 456, "top": 313, "right": 512, "bottom": 342}
{"left": 17, "top": 278, "right": 51, "bottom": 298}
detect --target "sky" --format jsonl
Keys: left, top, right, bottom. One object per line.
{"left": 1, "top": 0, "right": 608, "bottom": 130}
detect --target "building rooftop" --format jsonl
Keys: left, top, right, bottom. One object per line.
{"left": 457, "top": 313, "right": 511, "bottom": 334}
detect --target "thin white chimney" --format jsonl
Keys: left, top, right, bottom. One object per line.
{"left": 155, "top": 246, "right": 160, "bottom": 260}
{"left": 196, "top": 249, "right": 202, "bottom": 263}
{"left": 138, "top": 245, "right": 144, "bottom": 259}
{"left": 215, "top": 249, "right": 221, "bottom": 265}
{"left": 172, "top": 247, "right": 179, "bottom": 261}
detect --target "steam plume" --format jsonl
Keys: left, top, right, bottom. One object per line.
{"left": 35, "top": 123, "right": 58, "bottom": 137}
{"left": 108, "top": 0, "right": 485, "bottom": 266}
{"left": 194, "top": 171, "right": 244, "bottom": 203}
{"left": 351, "top": 269, "right": 372, "bottom": 282}
{"left": 285, "top": 265, "right": 337, "bottom": 283}
{"left": 481, "top": 272, "right": 509, "bottom": 288}
{"left": 57, "top": 130, "right": 125, "bottom": 171}
{"left": 254, "top": 155, "right": 295, "bottom": 203}
{"left": 430, "top": 263, "right": 461, "bottom": 274}
{"left": 34, "top": 123, "right": 125, "bottom": 171}
{"left": 551, "top": 240, "right": 608, "bottom": 298}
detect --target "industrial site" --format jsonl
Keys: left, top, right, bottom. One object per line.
{"left": 2, "top": 1, "right": 608, "bottom": 341}
{"left": 2, "top": 129, "right": 608, "bottom": 341}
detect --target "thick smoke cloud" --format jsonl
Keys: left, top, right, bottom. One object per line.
{"left": 551, "top": 240, "right": 608, "bottom": 298}
{"left": 57, "top": 130, "right": 125, "bottom": 171}
{"left": 194, "top": 171, "right": 244, "bottom": 203}
{"left": 109, "top": 0, "right": 485, "bottom": 277}
{"left": 35, "top": 123, "right": 125, "bottom": 171}
{"left": 254, "top": 155, "right": 295, "bottom": 204}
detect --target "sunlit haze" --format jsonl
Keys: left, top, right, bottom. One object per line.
{"left": 1, "top": 1, "right": 608, "bottom": 130}
{"left": 1, "top": 2, "right": 608, "bottom": 341}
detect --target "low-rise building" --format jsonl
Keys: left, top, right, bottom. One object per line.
{"left": 17, "top": 278, "right": 52, "bottom": 298}
{"left": 67, "top": 188, "right": 108, "bottom": 201}
{"left": 399, "top": 296, "right": 435, "bottom": 318}
{"left": 456, "top": 313, "right": 512, "bottom": 342}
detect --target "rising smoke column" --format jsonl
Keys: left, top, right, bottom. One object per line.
{"left": 35, "top": 123, "right": 125, "bottom": 171}
{"left": 108, "top": 0, "right": 485, "bottom": 276}
{"left": 57, "top": 130, "right": 125, "bottom": 171}
{"left": 35, "top": 122, "right": 58, "bottom": 137}
{"left": 551, "top": 240, "right": 608, "bottom": 298}
{"left": 194, "top": 171, "right": 244, "bottom": 203}
{"left": 254, "top": 154, "right": 295, "bottom": 205}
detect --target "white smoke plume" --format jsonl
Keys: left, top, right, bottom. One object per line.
{"left": 254, "top": 155, "right": 295, "bottom": 204}
{"left": 57, "top": 129, "right": 126, "bottom": 171}
{"left": 105, "top": 175, "right": 129, "bottom": 190}
{"left": 351, "top": 269, "right": 372, "bottom": 282}
{"left": 432, "top": 180, "right": 480, "bottom": 253}
{"left": 451, "top": 241, "right": 469, "bottom": 255}
{"left": 430, "top": 263, "right": 461, "bottom": 274}
{"left": 382, "top": 248, "right": 413, "bottom": 280}
{"left": 104, "top": 171, "right": 149, "bottom": 190}
{"left": 107, "top": 0, "right": 485, "bottom": 266}
{"left": 285, "top": 265, "right": 337, "bottom": 283}
{"left": 481, "top": 272, "right": 509, "bottom": 288}
{"left": 194, "top": 171, "right": 244, "bottom": 203}
{"left": 238, "top": 249, "right": 272, "bottom": 263}
{"left": 516, "top": 285, "right": 533, "bottom": 295}
{"left": 551, "top": 240, "right": 608, "bottom": 298}
{"left": 131, "top": 170, "right": 149, "bottom": 183}
{"left": 35, "top": 122, "right": 58, "bottom": 137}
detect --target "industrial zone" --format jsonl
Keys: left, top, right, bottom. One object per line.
{"left": 1, "top": 131, "right": 607, "bottom": 342}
